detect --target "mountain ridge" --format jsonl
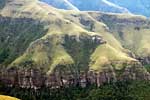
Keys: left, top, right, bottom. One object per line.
{"left": 41, "top": 0, "right": 150, "bottom": 17}
{"left": 108, "top": 0, "right": 150, "bottom": 17}
{"left": 40, "top": 0, "right": 130, "bottom": 13}
{"left": 41, "top": 0, "right": 79, "bottom": 11}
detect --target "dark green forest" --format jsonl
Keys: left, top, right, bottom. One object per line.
{"left": 0, "top": 80, "right": 150, "bottom": 100}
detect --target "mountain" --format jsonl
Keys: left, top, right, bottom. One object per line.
{"left": 40, "top": 0, "right": 130, "bottom": 13}
{"left": 68, "top": 0, "right": 130, "bottom": 13}
{"left": 41, "top": 0, "right": 150, "bottom": 17}
{"left": 0, "top": 0, "right": 150, "bottom": 88}
{"left": 0, "top": 0, "right": 131, "bottom": 71}
{"left": 108, "top": 0, "right": 150, "bottom": 17}
{"left": 41, "top": 0, "right": 79, "bottom": 11}
{"left": 89, "top": 12, "right": 150, "bottom": 63}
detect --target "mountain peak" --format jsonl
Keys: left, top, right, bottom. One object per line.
{"left": 41, "top": 0, "right": 79, "bottom": 11}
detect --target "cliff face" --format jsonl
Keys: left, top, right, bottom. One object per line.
{"left": 0, "top": 62, "right": 150, "bottom": 88}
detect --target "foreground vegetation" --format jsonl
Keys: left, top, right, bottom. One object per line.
{"left": 0, "top": 81, "right": 150, "bottom": 100}
{"left": 0, "top": 95, "right": 20, "bottom": 100}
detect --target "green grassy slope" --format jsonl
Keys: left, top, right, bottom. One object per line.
{"left": 89, "top": 12, "right": 150, "bottom": 58}
{"left": 0, "top": 0, "right": 148, "bottom": 74}
{"left": 60, "top": 11, "right": 136, "bottom": 71}
{"left": 0, "top": 16, "right": 48, "bottom": 64}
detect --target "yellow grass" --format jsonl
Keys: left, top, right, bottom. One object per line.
{"left": 0, "top": 95, "right": 20, "bottom": 100}
{"left": 3, "top": 0, "right": 146, "bottom": 74}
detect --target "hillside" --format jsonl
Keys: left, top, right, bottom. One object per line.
{"left": 88, "top": 12, "right": 150, "bottom": 64}
{"left": 0, "top": 0, "right": 150, "bottom": 89}
{"left": 108, "top": 0, "right": 150, "bottom": 17}
{"left": 0, "top": 0, "right": 136, "bottom": 72}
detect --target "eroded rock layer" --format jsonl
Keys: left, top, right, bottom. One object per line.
{"left": 0, "top": 62, "right": 150, "bottom": 88}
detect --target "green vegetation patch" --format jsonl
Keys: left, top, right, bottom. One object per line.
{"left": 0, "top": 16, "right": 48, "bottom": 65}
{"left": 0, "top": 81, "right": 150, "bottom": 100}
{"left": 63, "top": 34, "right": 100, "bottom": 71}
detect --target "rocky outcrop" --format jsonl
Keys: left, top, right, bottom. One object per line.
{"left": 122, "top": 63, "right": 150, "bottom": 80}
{"left": 0, "top": 68, "right": 46, "bottom": 89}
{"left": 138, "top": 57, "right": 150, "bottom": 65}
{"left": 0, "top": 62, "right": 149, "bottom": 89}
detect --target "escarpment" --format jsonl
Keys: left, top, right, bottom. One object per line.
{"left": 0, "top": 61, "right": 150, "bottom": 88}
